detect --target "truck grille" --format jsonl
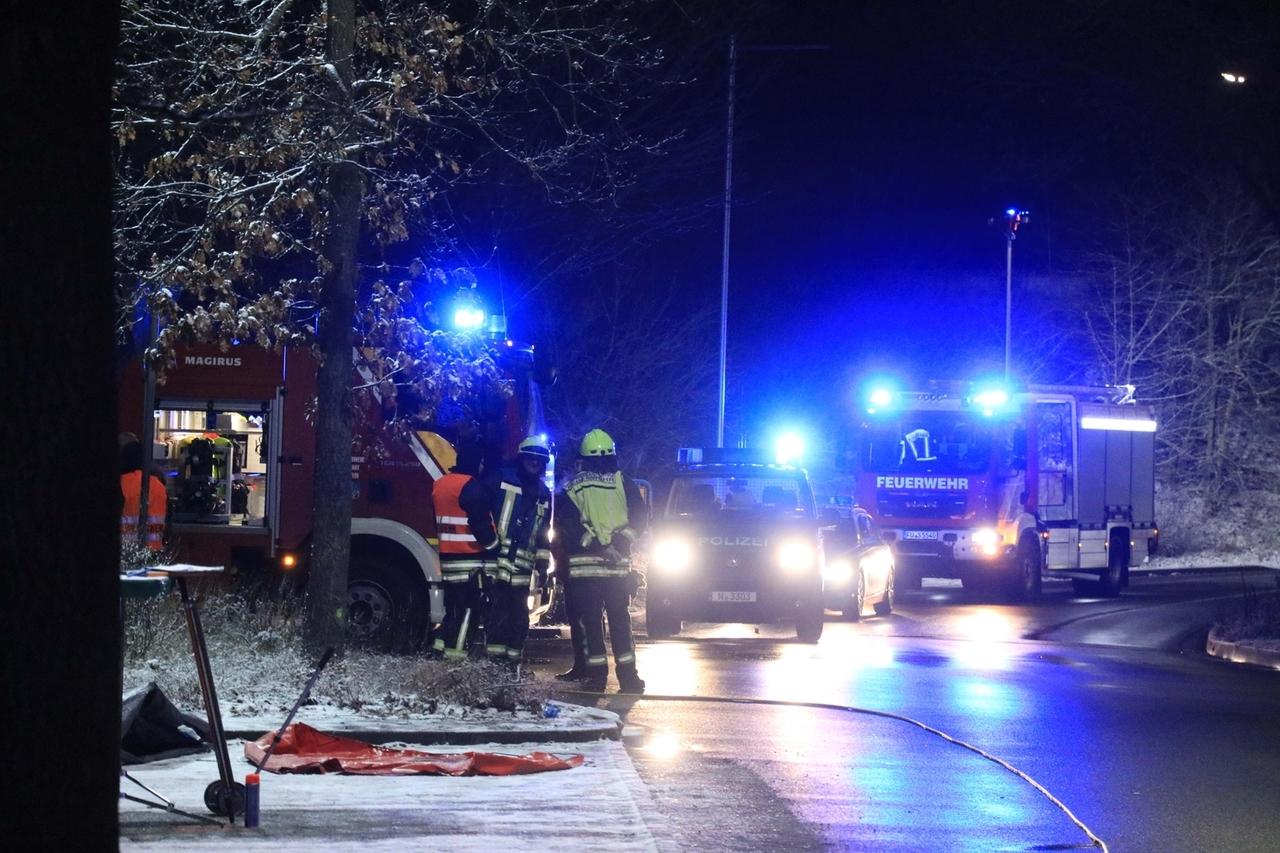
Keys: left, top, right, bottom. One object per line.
{"left": 876, "top": 491, "right": 968, "bottom": 519}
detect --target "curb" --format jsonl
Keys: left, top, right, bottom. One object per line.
{"left": 222, "top": 701, "right": 622, "bottom": 745}
{"left": 1205, "top": 628, "right": 1280, "bottom": 671}
{"left": 1132, "top": 564, "right": 1279, "bottom": 576}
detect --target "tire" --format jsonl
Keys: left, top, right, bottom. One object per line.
{"left": 1008, "top": 535, "right": 1042, "bottom": 600}
{"left": 796, "top": 603, "right": 825, "bottom": 643}
{"left": 873, "top": 569, "right": 896, "bottom": 616}
{"left": 347, "top": 552, "right": 428, "bottom": 652}
{"left": 645, "top": 600, "right": 680, "bottom": 639}
{"left": 1099, "top": 531, "right": 1128, "bottom": 598}
{"left": 842, "top": 570, "right": 866, "bottom": 621}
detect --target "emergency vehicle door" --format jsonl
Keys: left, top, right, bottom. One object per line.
{"left": 1036, "top": 401, "right": 1078, "bottom": 569}
{"left": 267, "top": 389, "right": 284, "bottom": 555}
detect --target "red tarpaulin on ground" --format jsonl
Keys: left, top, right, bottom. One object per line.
{"left": 244, "top": 723, "right": 584, "bottom": 776}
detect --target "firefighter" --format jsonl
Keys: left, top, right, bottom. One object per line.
{"left": 460, "top": 436, "right": 553, "bottom": 676}
{"left": 120, "top": 438, "right": 168, "bottom": 552}
{"left": 430, "top": 446, "right": 489, "bottom": 661}
{"left": 554, "top": 454, "right": 590, "bottom": 682}
{"left": 554, "top": 429, "right": 647, "bottom": 693}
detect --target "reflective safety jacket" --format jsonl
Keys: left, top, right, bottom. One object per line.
{"left": 432, "top": 472, "right": 490, "bottom": 582}
{"left": 121, "top": 470, "right": 168, "bottom": 551}
{"left": 554, "top": 469, "right": 647, "bottom": 579}
{"left": 460, "top": 467, "right": 551, "bottom": 584}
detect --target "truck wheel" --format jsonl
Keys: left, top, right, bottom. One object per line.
{"left": 645, "top": 600, "right": 680, "bottom": 639}
{"left": 1099, "top": 532, "right": 1128, "bottom": 598}
{"left": 1008, "top": 535, "right": 1042, "bottom": 600}
{"left": 796, "top": 603, "right": 825, "bottom": 643}
{"left": 873, "top": 569, "right": 896, "bottom": 616}
{"left": 842, "top": 570, "right": 866, "bottom": 621}
{"left": 347, "top": 553, "right": 426, "bottom": 652}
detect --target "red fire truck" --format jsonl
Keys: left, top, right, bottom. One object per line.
{"left": 118, "top": 341, "right": 551, "bottom": 647}
{"left": 848, "top": 381, "right": 1158, "bottom": 598}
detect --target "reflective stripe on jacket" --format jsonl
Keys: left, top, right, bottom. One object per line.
{"left": 121, "top": 470, "right": 167, "bottom": 551}
{"left": 433, "top": 473, "right": 484, "bottom": 556}
{"left": 460, "top": 468, "right": 552, "bottom": 584}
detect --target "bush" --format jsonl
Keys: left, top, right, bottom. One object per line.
{"left": 122, "top": 591, "right": 549, "bottom": 716}
{"left": 1214, "top": 573, "right": 1280, "bottom": 643}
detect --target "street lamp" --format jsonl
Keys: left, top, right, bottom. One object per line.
{"left": 995, "top": 208, "right": 1029, "bottom": 380}
{"left": 717, "top": 37, "right": 828, "bottom": 448}
{"left": 1220, "top": 71, "right": 1247, "bottom": 84}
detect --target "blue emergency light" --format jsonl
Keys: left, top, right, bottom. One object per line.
{"left": 774, "top": 433, "right": 805, "bottom": 465}
{"left": 453, "top": 306, "right": 486, "bottom": 330}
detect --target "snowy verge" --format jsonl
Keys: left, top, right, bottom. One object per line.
{"left": 220, "top": 700, "right": 621, "bottom": 744}
{"left": 1206, "top": 627, "right": 1280, "bottom": 670}
{"left": 120, "top": 738, "right": 659, "bottom": 851}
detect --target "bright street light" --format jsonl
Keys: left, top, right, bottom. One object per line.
{"left": 995, "top": 208, "right": 1029, "bottom": 380}
{"left": 1221, "top": 71, "right": 1247, "bottom": 84}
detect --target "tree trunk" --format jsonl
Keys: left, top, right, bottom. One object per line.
{"left": 306, "top": 0, "right": 363, "bottom": 651}
{"left": 0, "top": 3, "right": 121, "bottom": 847}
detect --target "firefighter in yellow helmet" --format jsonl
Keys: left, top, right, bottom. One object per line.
{"left": 460, "top": 436, "right": 553, "bottom": 676}
{"left": 553, "top": 428, "right": 648, "bottom": 693}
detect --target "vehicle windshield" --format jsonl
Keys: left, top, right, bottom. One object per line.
{"left": 665, "top": 474, "right": 812, "bottom": 519}
{"left": 861, "top": 412, "right": 994, "bottom": 475}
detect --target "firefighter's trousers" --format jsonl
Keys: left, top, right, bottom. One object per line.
{"left": 575, "top": 576, "right": 636, "bottom": 673}
{"left": 562, "top": 575, "right": 588, "bottom": 668}
{"left": 433, "top": 568, "right": 487, "bottom": 660}
{"left": 485, "top": 575, "right": 531, "bottom": 663}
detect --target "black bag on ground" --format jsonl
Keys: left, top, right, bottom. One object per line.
{"left": 121, "top": 682, "right": 210, "bottom": 764}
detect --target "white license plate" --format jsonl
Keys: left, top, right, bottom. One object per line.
{"left": 902, "top": 530, "right": 939, "bottom": 540}
{"left": 711, "top": 591, "right": 757, "bottom": 603}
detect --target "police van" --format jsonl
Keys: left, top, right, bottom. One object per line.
{"left": 644, "top": 448, "right": 826, "bottom": 643}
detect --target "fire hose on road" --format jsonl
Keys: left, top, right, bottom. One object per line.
{"left": 561, "top": 690, "right": 1109, "bottom": 853}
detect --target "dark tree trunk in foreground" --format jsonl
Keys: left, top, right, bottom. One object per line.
{"left": 306, "top": 0, "right": 363, "bottom": 651}
{"left": 0, "top": 3, "right": 122, "bottom": 848}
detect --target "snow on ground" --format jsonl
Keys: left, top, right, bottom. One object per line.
{"left": 120, "top": 737, "right": 663, "bottom": 851}
{"left": 220, "top": 700, "right": 618, "bottom": 739}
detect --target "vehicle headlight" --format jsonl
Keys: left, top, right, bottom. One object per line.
{"left": 652, "top": 537, "right": 693, "bottom": 572}
{"left": 777, "top": 540, "right": 816, "bottom": 572}
{"left": 971, "top": 527, "right": 1000, "bottom": 557}
{"left": 823, "top": 558, "right": 853, "bottom": 583}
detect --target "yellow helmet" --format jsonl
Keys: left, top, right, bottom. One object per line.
{"left": 579, "top": 428, "right": 616, "bottom": 457}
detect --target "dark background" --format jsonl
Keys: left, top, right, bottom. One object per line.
{"left": 464, "top": 1, "right": 1279, "bottom": 459}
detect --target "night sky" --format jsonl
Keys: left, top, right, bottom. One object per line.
{"left": 487, "top": 2, "right": 1279, "bottom": 452}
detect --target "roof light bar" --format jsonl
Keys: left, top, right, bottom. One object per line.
{"left": 1080, "top": 416, "right": 1156, "bottom": 433}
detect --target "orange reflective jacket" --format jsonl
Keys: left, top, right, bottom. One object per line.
{"left": 121, "top": 470, "right": 167, "bottom": 551}
{"left": 432, "top": 473, "right": 482, "bottom": 557}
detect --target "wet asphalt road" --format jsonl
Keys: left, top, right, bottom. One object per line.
{"left": 529, "top": 570, "right": 1280, "bottom": 852}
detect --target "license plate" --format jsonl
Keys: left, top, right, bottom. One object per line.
{"left": 902, "top": 530, "right": 939, "bottom": 540}
{"left": 711, "top": 591, "right": 757, "bottom": 603}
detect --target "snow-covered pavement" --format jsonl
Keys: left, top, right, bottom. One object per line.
{"left": 120, "top": 737, "right": 666, "bottom": 851}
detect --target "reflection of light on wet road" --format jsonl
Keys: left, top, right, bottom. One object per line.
{"left": 641, "top": 732, "right": 683, "bottom": 759}
{"left": 641, "top": 642, "right": 702, "bottom": 695}
{"left": 951, "top": 678, "right": 1022, "bottom": 719}
{"left": 948, "top": 609, "right": 1021, "bottom": 671}
{"left": 823, "top": 632, "right": 897, "bottom": 670}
